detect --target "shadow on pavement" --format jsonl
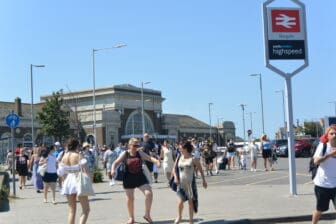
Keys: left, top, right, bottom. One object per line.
{"left": 199, "top": 213, "right": 336, "bottom": 223}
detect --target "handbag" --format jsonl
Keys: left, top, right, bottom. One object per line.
{"left": 169, "top": 175, "right": 178, "bottom": 192}
{"left": 115, "top": 163, "right": 125, "bottom": 181}
{"left": 37, "top": 164, "right": 47, "bottom": 177}
{"left": 77, "top": 159, "right": 95, "bottom": 196}
{"left": 142, "top": 164, "right": 152, "bottom": 184}
{"left": 169, "top": 156, "right": 180, "bottom": 192}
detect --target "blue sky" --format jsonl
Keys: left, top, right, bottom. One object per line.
{"left": 1, "top": 0, "right": 335, "bottom": 141}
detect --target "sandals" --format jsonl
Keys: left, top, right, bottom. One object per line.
{"left": 126, "top": 218, "right": 134, "bottom": 224}
{"left": 143, "top": 216, "right": 153, "bottom": 224}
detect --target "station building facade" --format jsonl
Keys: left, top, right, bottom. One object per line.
{"left": 0, "top": 84, "right": 236, "bottom": 154}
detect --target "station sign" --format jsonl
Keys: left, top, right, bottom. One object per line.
{"left": 264, "top": 6, "right": 307, "bottom": 60}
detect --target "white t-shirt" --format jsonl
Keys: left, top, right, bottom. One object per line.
{"left": 313, "top": 142, "right": 336, "bottom": 188}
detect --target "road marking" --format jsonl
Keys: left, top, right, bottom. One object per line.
{"left": 246, "top": 175, "right": 288, "bottom": 185}
{"left": 208, "top": 172, "right": 268, "bottom": 185}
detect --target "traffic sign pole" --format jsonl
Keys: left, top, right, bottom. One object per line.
{"left": 6, "top": 112, "right": 20, "bottom": 197}
{"left": 11, "top": 127, "right": 16, "bottom": 197}
{"left": 263, "top": 0, "right": 308, "bottom": 196}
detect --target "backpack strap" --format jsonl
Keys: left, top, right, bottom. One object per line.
{"left": 322, "top": 143, "right": 327, "bottom": 156}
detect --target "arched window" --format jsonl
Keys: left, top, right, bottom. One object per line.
{"left": 125, "top": 111, "right": 154, "bottom": 135}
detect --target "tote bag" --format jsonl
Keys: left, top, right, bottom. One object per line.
{"left": 37, "top": 164, "right": 47, "bottom": 177}
{"left": 77, "top": 163, "right": 95, "bottom": 196}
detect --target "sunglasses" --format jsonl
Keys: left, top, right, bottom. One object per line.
{"left": 133, "top": 144, "right": 140, "bottom": 147}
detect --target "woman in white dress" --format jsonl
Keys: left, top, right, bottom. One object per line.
{"left": 57, "top": 138, "right": 91, "bottom": 224}
{"left": 160, "top": 140, "right": 175, "bottom": 184}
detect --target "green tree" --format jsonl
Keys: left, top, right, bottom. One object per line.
{"left": 36, "top": 91, "right": 70, "bottom": 142}
{"left": 303, "top": 121, "right": 323, "bottom": 138}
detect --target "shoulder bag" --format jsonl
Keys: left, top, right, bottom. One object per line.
{"left": 169, "top": 156, "right": 180, "bottom": 192}
{"left": 77, "top": 155, "right": 95, "bottom": 196}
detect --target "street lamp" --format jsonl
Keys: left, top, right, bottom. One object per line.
{"left": 246, "top": 112, "right": 256, "bottom": 139}
{"left": 276, "top": 90, "right": 286, "bottom": 138}
{"left": 240, "top": 104, "right": 247, "bottom": 142}
{"left": 217, "top": 117, "right": 224, "bottom": 145}
{"left": 208, "top": 103, "right": 213, "bottom": 140}
{"left": 141, "top": 81, "right": 151, "bottom": 135}
{"left": 328, "top": 101, "right": 336, "bottom": 116}
{"left": 92, "top": 44, "right": 126, "bottom": 146}
{"left": 30, "top": 64, "right": 45, "bottom": 146}
{"left": 250, "top": 73, "right": 265, "bottom": 134}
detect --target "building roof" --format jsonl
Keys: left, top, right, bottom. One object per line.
{"left": 163, "top": 114, "right": 210, "bottom": 129}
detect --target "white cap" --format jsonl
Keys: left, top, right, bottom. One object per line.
{"left": 54, "top": 141, "right": 61, "bottom": 146}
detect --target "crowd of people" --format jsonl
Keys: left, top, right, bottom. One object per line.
{"left": 5, "top": 132, "right": 281, "bottom": 224}
{"left": 6, "top": 125, "right": 336, "bottom": 224}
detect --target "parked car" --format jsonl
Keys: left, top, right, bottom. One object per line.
{"left": 275, "top": 144, "right": 288, "bottom": 157}
{"left": 295, "top": 138, "right": 315, "bottom": 157}
{"left": 271, "top": 139, "right": 288, "bottom": 157}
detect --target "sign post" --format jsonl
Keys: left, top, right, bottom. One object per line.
{"left": 6, "top": 112, "right": 20, "bottom": 197}
{"left": 263, "top": 0, "right": 308, "bottom": 195}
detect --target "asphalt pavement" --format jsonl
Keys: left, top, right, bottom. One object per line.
{"left": 1, "top": 158, "right": 336, "bottom": 224}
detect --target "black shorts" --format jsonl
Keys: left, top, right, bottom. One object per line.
{"left": 262, "top": 150, "right": 272, "bottom": 159}
{"left": 314, "top": 185, "right": 336, "bottom": 212}
{"left": 42, "top": 172, "right": 58, "bottom": 183}
{"left": 205, "top": 157, "right": 213, "bottom": 165}
{"left": 123, "top": 172, "right": 148, "bottom": 189}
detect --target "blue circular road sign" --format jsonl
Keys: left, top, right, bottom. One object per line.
{"left": 6, "top": 113, "right": 20, "bottom": 128}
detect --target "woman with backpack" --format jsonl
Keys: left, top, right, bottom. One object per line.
{"left": 312, "top": 125, "right": 336, "bottom": 224}
{"left": 111, "top": 138, "right": 161, "bottom": 224}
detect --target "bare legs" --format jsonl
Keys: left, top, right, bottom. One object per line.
{"left": 78, "top": 196, "right": 90, "bottom": 224}
{"left": 312, "top": 209, "right": 322, "bottom": 224}
{"left": 66, "top": 195, "right": 77, "bottom": 224}
{"left": 19, "top": 176, "right": 26, "bottom": 188}
{"left": 175, "top": 197, "right": 194, "bottom": 224}
{"left": 43, "top": 182, "right": 56, "bottom": 203}
{"left": 125, "top": 184, "right": 153, "bottom": 223}
{"left": 66, "top": 194, "right": 90, "bottom": 224}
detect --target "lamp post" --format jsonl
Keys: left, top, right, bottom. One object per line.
{"left": 92, "top": 44, "right": 126, "bottom": 146}
{"left": 141, "top": 81, "right": 151, "bottom": 135}
{"left": 208, "top": 103, "right": 213, "bottom": 140}
{"left": 240, "top": 104, "right": 247, "bottom": 142}
{"left": 246, "top": 112, "right": 255, "bottom": 139}
{"left": 217, "top": 117, "right": 224, "bottom": 145}
{"left": 276, "top": 90, "right": 286, "bottom": 138}
{"left": 250, "top": 73, "right": 265, "bottom": 134}
{"left": 30, "top": 64, "right": 45, "bottom": 146}
{"left": 328, "top": 101, "right": 336, "bottom": 116}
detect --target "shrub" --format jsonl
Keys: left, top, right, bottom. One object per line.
{"left": 0, "top": 185, "right": 8, "bottom": 200}
{"left": 93, "top": 169, "right": 104, "bottom": 183}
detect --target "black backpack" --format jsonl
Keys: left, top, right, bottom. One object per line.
{"left": 309, "top": 143, "right": 327, "bottom": 180}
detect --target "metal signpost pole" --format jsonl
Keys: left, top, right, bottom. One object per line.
{"left": 6, "top": 112, "right": 20, "bottom": 197}
{"left": 11, "top": 127, "right": 15, "bottom": 196}
{"left": 263, "top": 0, "right": 308, "bottom": 195}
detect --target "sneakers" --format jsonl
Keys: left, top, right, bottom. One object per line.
{"left": 109, "top": 180, "right": 115, "bottom": 186}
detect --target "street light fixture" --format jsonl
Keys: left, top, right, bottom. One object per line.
{"left": 217, "top": 117, "right": 224, "bottom": 145}
{"left": 92, "top": 44, "right": 126, "bottom": 146}
{"left": 240, "top": 104, "right": 247, "bottom": 142}
{"left": 30, "top": 64, "right": 45, "bottom": 146}
{"left": 328, "top": 101, "right": 336, "bottom": 116}
{"left": 141, "top": 81, "right": 151, "bottom": 135}
{"left": 276, "top": 90, "right": 286, "bottom": 138}
{"left": 208, "top": 103, "right": 213, "bottom": 140}
{"left": 246, "top": 112, "right": 256, "bottom": 139}
{"left": 250, "top": 73, "right": 265, "bottom": 134}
